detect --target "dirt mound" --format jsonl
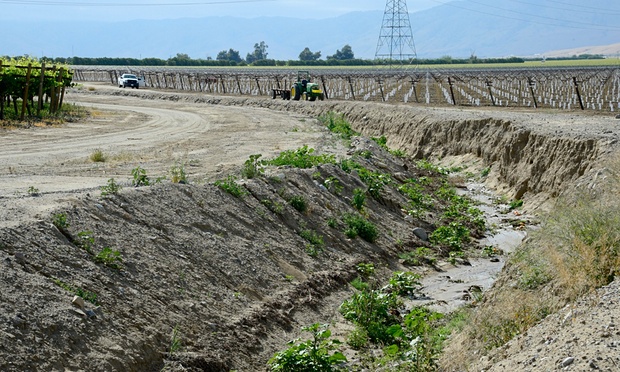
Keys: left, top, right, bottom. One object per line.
{"left": 1, "top": 134, "right": 459, "bottom": 370}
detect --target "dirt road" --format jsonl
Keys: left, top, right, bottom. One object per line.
{"left": 0, "top": 84, "right": 329, "bottom": 228}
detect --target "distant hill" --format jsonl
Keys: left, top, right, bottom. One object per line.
{"left": 1, "top": 1, "right": 618, "bottom": 60}
{"left": 541, "top": 43, "right": 620, "bottom": 58}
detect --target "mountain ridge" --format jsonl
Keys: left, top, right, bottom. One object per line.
{"left": 1, "top": 1, "right": 618, "bottom": 60}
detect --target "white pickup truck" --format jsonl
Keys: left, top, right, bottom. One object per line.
{"left": 118, "top": 73, "right": 145, "bottom": 89}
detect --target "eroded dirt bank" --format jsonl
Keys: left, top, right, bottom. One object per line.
{"left": 2, "top": 85, "right": 619, "bottom": 371}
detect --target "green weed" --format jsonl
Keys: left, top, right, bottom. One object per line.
{"left": 265, "top": 145, "right": 335, "bottom": 169}
{"left": 319, "top": 112, "right": 358, "bottom": 140}
{"left": 242, "top": 154, "right": 264, "bottom": 179}
{"left": 430, "top": 222, "right": 470, "bottom": 251}
{"left": 75, "top": 231, "right": 95, "bottom": 254}
{"left": 94, "top": 247, "right": 123, "bottom": 270}
{"left": 131, "top": 166, "right": 150, "bottom": 187}
{"left": 170, "top": 326, "right": 182, "bottom": 354}
{"left": 52, "top": 278, "right": 98, "bottom": 305}
{"left": 324, "top": 176, "right": 343, "bottom": 195}
{"left": 27, "top": 186, "right": 40, "bottom": 196}
{"left": 169, "top": 163, "right": 187, "bottom": 184}
{"left": 351, "top": 188, "right": 366, "bottom": 211}
{"left": 289, "top": 195, "right": 308, "bottom": 213}
{"left": 100, "top": 178, "right": 121, "bottom": 197}
{"left": 268, "top": 323, "right": 347, "bottom": 372}
{"left": 52, "top": 213, "right": 69, "bottom": 229}
{"left": 215, "top": 176, "right": 247, "bottom": 198}
{"left": 343, "top": 213, "right": 378, "bottom": 243}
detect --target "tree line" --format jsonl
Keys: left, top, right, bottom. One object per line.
{"left": 3, "top": 40, "right": 551, "bottom": 67}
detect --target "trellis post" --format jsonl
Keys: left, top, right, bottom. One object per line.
{"left": 528, "top": 77, "right": 538, "bottom": 108}
{"left": 20, "top": 63, "right": 32, "bottom": 120}
{"left": 573, "top": 77, "right": 585, "bottom": 110}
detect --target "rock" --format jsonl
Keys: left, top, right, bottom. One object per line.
{"left": 14, "top": 252, "right": 26, "bottom": 264}
{"left": 85, "top": 309, "right": 97, "bottom": 319}
{"left": 561, "top": 357, "right": 575, "bottom": 367}
{"left": 71, "top": 308, "right": 87, "bottom": 318}
{"left": 616, "top": 114, "right": 620, "bottom": 119}
{"left": 72, "top": 296, "right": 85, "bottom": 309}
{"left": 412, "top": 227, "right": 428, "bottom": 241}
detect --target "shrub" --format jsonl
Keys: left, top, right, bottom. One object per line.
{"left": 340, "top": 290, "right": 401, "bottom": 344}
{"left": 343, "top": 213, "right": 378, "bottom": 243}
{"left": 351, "top": 188, "right": 366, "bottom": 211}
{"left": 89, "top": 149, "right": 106, "bottom": 163}
{"left": 289, "top": 195, "right": 308, "bottom": 213}
{"left": 268, "top": 323, "right": 347, "bottom": 372}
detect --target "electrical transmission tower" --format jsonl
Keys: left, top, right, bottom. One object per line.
{"left": 375, "top": 0, "right": 417, "bottom": 65}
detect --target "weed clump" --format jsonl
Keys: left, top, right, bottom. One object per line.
{"left": 265, "top": 145, "right": 335, "bottom": 169}
{"left": 215, "top": 176, "right": 247, "bottom": 198}
{"left": 343, "top": 213, "right": 378, "bottom": 243}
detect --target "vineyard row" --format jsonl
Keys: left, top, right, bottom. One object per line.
{"left": 72, "top": 67, "right": 620, "bottom": 112}
{"left": 0, "top": 62, "right": 73, "bottom": 120}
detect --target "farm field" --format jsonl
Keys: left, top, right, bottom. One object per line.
{"left": 1, "top": 83, "right": 619, "bottom": 371}
{"left": 74, "top": 64, "right": 620, "bottom": 112}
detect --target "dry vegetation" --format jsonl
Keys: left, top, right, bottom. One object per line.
{"left": 440, "top": 154, "right": 620, "bottom": 370}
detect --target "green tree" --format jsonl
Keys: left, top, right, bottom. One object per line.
{"left": 216, "top": 48, "right": 242, "bottom": 63}
{"left": 299, "top": 47, "right": 322, "bottom": 61}
{"left": 246, "top": 41, "right": 269, "bottom": 64}
{"left": 327, "top": 45, "right": 354, "bottom": 60}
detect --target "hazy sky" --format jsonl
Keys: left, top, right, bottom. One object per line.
{"left": 0, "top": 0, "right": 439, "bottom": 21}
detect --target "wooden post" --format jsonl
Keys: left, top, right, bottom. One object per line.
{"left": 448, "top": 77, "right": 457, "bottom": 105}
{"left": 411, "top": 78, "right": 419, "bottom": 103}
{"left": 255, "top": 78, "right": 262, "bottom": 95}
{"left": 0, "top": 64, "right": 4, "bottom": 120}
{"left": 49, "top": 66, "right": 57, "bottom": 113}
{"left": 347, "top": 76, "right": 355, "bottom": 100}
{"left": 220, "top": 75, "right": 226, "bottom": 93}
{"left": 37, "top": 62, "right": 46, "bottom": 115}
{"left": 20, "top": 63, "right": 32, "bottom": 120}
{"left": 377, "top": 79, "right": 385, "bottom": 102}
{"left": 486, "top": 80, "right": 496, "bottom": 106}
{"left": 58, "top": 69, "right": 67, "bottom": 111}
{"left": 320, "top": 76, "right": 329, "bottom": 100}
{"left": 236, "top": 75, "right": 242, "bottom": 95}
{"left": 573, "top": 77, "right": 585, "bottom": 110}
{"left": 528, "top": 77, "right": 538, "bottom": 108}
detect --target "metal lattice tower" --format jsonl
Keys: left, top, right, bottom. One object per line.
{"left": 375, "top": 0, "right": 417, "bottom": 63}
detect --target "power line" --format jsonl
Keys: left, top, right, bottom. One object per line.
{"left": 504, "top": 0, "right": 620, "bottom": 16}
{"left": 464, "top": 0, "right": 620, "bottom": 30}
{"left": 0, "top": 0, "right": 275, "bottom": 6}
{"left": 430, "top": 0, "right": 620, "bottom": 31}
{"left": 546, "top": 0, "right": 620, "bottom": 13}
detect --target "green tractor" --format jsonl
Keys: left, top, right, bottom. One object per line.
{"left": 290, "top": 71, "right": 324, "bottom": 101}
